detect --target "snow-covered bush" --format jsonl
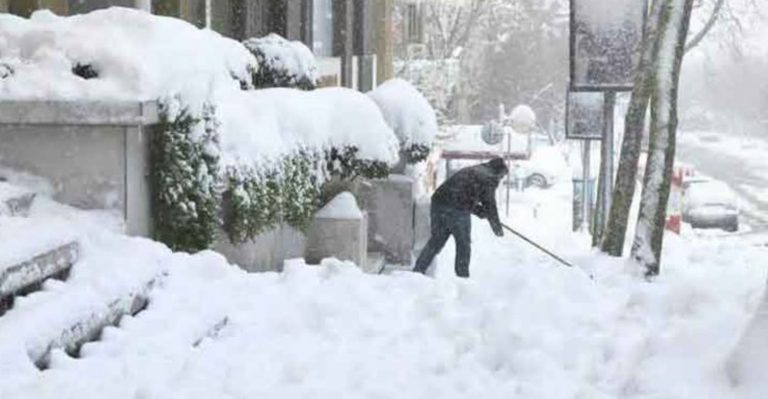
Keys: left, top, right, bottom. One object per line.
{"left": 0, "top": 63, "right": 14, "bottom": 80}
{"left": 225, "top": 152, "right": 323, "bottom": 243}
{"left": 368, "top": 79, "right": 438, "bottom": 163}
{"left": 325, "top": 146, "right": 391, "bottom": 180}
{"left": 72, "top": 62, "right": 98, "bottom": 79}
{"left": 152, "top": 99, "right": 221, "bottom": 252}
{"left": 225, "top": 166, "right": 281, "bottom": 243}
{"left": 0, "top": 9, "right": 400, "bottom": 250}
{"left": 394, "top": 59, "right": 460, "bottom": 125}
{"left": 243, "top": 34, "right": 318, "bottom": 90}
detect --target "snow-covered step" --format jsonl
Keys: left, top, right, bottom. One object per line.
{"left": 31, "top": 277, "right": 158, "bottom": 369}
{"left": 0, "top": 241, "right": 79, "bottom": 315}
{"left": 0, "top": 218, "right": 80, "bottom": 315}
{"left": 76, "top": 253, "right": 236, "bottom": 362}
{"left": 379, "top": 263, "right": 414, "bottom": 274}
{"left": 0, "top": 181, "right": 36, "bottom": 217}
{"left": 0, "top": 234, "right": 170, "bottom": 373}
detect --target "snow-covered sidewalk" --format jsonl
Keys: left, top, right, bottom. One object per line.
{"left": 1, "top": 185, "right": 765, "bottom": 398}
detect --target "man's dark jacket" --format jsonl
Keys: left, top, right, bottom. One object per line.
{"left": 432, "top": 158, "right": 507, "bottom": 235}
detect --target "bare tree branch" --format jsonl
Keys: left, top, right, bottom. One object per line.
{"left": 685, "top": 0, "right": 726, "bottom": 52}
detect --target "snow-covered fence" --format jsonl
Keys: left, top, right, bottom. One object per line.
{"left": 0, "top": 100, "right": 159, "bottom": 236}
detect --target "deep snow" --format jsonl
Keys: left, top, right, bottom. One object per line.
{"left": 0, "top": 178, "right": 766, "bottom": 399}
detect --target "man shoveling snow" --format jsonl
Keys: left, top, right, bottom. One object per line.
{"left": 414, "top": 157, "right": 508, "bottom": 277}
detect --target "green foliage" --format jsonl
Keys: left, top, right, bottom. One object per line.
{"left": 150, "top": 102, "right": 391, "bottom": 248}
{"left": 0, "top": 63, "right": 13, "bottom": 80}
{"left": 224, "top": 152, "right": 323, "bottom": 243}
{"left": 224, "top": 147, "right": 392, "bottom": 244}
{"left": 281, "top": 152, "right": 322, "bottom": 231}
{"left": 250, "top": 63, "right": 316, "bottom": 91}
{"left": 72, "top": 63, "right": 98, "bottom": 79}
{"left": 225, "top": 166, "right": 282, "bottom": 243}
{"left": 403, "top": 143, "right": 432, "bottom": 164}
{"left": 152, "top": 99, "right": 221, "bottom": 252}
{"left": 242, "top": 35, "right": 317, "bottom": 90}
{"left": 325, "top": 146, "right": 391, "bottom": 180}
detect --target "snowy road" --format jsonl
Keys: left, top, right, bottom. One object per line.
{"left": 678, "top": 133, "right": 768, "bottom": 237}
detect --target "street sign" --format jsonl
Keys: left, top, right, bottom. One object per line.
{"left": 570, "top": 0, "right": 647, "bottom": 91}
{"left": 481, "top": 120, "right": 504, "bottom": 145}
{"left": 566, "top": 91, "right": 605, "bottom": 140}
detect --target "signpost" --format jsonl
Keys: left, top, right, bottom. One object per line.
{"left": 568, "top": 0, "right": 646, "bottom": 236}
{"left": 570, "top": 0, "right": 647, "bottom": 92}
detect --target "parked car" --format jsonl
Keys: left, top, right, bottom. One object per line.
{"left": 500, "top": 146, "right": 568, "bottom": 189}
{"left": 682, "top": 177, "right": 739, "bottom": 232}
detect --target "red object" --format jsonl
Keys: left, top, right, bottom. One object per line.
{"left": 665, "top": 163, "right": 691, "bottom": 235}
{"left": 666, "top": 214, "right": 682, "bottom": 234}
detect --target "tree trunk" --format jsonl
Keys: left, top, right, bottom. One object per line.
{"left": 600, "top": 0, "right": 667, "bottom": 256}
{"left": 630, "top": 0, "right": 695, "bottom": 276}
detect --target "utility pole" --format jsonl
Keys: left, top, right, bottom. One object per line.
{"left": 593, "top": 91, "right": 616, "bottom": 242}
{"left": 582, "top": 140, "right": 591, "bottom": 232}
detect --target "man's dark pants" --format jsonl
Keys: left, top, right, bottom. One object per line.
{"left": 413, "top": 203, "right": 471, "bottom": 277}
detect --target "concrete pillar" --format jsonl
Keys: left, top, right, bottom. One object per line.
{"left": 333, "top": 0, "right": 354, "bottom": 88}
{"left": 0, "top": 0, "right": 8, "bottom": 13}
{"left": 355, "top": 175, "right": 415, "bottom": 265}
{"left": 134, "top": 0, "right": 151, "bottom": 12}
{"left": 352, "top": 0, "right": 376, "bottom": 91}
{"left": 305, "top": 192, "right": 368, "bottom": 268}
{"left": 375, "top": 0, "right": 394, "bottom": 84}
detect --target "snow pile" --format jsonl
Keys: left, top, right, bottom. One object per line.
{"left": 0, "top": 220, "right": 764, "bottom": 398}
{"left": 0, "top": 217, "right": 76, "bottom": 273}
{"left": 1, "top": 174, "right": 766, "bottom": 398}
{"left": 0, "top": 8, "right": 252, "bottom": 103}
{"left": 0, "top": 233, "right": 170, "bottom": 377}
{"left": 368, "top": 78, "right": 438, "bottom": 147}
{"left": 0, "top": 173, "right": 767, "bottom": 399}
{"left": 315, "top": 192, "right": 362, "bottom": 220}
{"left": 0, "top": 177, "right": 169, "bottom": 379}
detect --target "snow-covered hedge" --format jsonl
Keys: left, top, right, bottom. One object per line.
{"left": 152, "top": 99, "right": 221, "bottom": 251}
{"left": 0, "top": 9, "right": 401, "bottom": 250}
{"left": 243, "top": 34, "right": 318, "bottom": 90}
{"left": 368, "top": 79, "right": 438, "bottom": 163}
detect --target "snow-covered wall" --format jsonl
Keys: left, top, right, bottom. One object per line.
{"left": 0, "top": 8, "right": 399, "bottom": 167}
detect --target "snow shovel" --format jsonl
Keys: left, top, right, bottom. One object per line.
{"left": 500, "top": 223, "right": 575, "bottom": 268}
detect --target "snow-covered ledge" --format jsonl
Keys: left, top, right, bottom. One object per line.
{"left": 0, "top": 100, "right": 160, "bottom": 237}
{"left": 0, "top": 100, "right": 159, "bottom": 126}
